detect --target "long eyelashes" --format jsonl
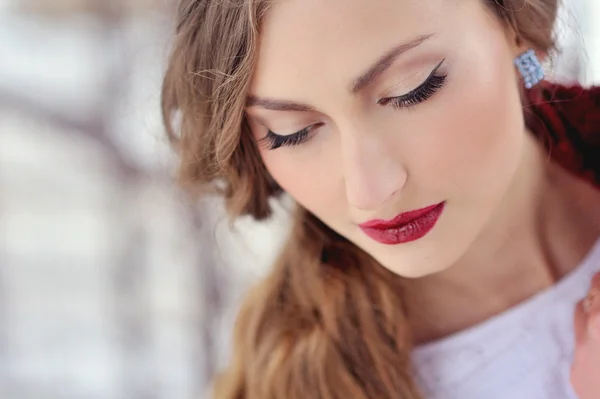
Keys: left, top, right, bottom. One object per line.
{"left": 261, "top": 61, "right": 447, "bottom": 150}
{"left": 378, "top": 73, "right": 447, "bottom": 108}
{"left": 259, "top": 127, "right": 312, "bottom": 150}
{"left": 377, "top": 59, "right": 447, "bottom": 108}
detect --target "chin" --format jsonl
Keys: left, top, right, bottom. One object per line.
{"left": 371, "top": 242, "right": 463, "bottom": 279}
{"left": 386, "top": 261, "right": 452, "bottom": 279}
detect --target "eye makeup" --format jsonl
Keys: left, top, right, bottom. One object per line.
{"left": 260, "top": 59, "right": 448, "bottom": 150}
{"left": 377, "top": 59, "right": 447, "bottom": 108}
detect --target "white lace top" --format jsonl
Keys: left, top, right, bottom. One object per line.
{"left": 412, "top": 238, "right": 600, "bottom": 399}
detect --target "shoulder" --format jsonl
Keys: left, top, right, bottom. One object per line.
{"left": 525, "top": 82, "right": 600, "bottom": 187}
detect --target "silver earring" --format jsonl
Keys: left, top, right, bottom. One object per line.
{"left": 514, "top": 49, "right": 544, "bottom": 89}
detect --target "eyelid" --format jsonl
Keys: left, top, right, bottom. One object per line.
{"left": 379, "top": 69, "right": 425, "bottom": 99}
{"left": 378, "top": 59, "right": 446, "bottom": 103}
{"left": 259, "top": 123, "right": 322, "bottom": 150}
{"left": 266, "top": 122, "right": 319, "bottom": 138}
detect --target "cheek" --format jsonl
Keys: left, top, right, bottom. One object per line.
{"left": 409, "top": 60, "right": 524, "bottom": 201}
{"left": 249, "top": 114, "right": 338, "bottom": 213}
{"left": 442, "top": 92, "right": 521, "bottom": 189}
{"left": 260, "top": 146, "right": 343, "bottom": 218}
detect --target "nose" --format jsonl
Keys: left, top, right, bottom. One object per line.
{"left": 341, "top": 131, "right": 407, "bottom": 211}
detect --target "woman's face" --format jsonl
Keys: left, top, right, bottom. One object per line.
{"left": 246, "top": 0, "right": 528, "bottom": 277}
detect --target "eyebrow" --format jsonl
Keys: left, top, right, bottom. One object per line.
{"left": 246, "top": 96, "right": 316, "bottom": 112}
{"left": 246, "top": 33, "right": 434, "bottom": 112}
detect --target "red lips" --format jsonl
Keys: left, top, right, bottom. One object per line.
{"left": 359, "top": 202, "right": 445, "bottom": 245}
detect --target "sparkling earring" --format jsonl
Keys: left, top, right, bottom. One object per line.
{"left": 514, "top": 49, "right": 544, "bottom": 89}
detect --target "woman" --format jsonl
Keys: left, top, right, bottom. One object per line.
{"left": 162, "top": 0, "right": 600, "bottom": 398}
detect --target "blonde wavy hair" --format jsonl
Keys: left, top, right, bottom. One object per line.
{"left": 162, "top": 1, "right": 559, "bottom": 398}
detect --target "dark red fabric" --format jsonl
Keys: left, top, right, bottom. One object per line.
{"left": 525, "top": 83, "right": 600, "bottom": 186}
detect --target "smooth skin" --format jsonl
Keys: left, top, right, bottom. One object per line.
{"left": 245, "top": 0, "right": 600, "bottom": 396}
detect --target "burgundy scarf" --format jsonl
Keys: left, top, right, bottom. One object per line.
{"left": 525, "top": 83, "right": 600, "bottom": 186}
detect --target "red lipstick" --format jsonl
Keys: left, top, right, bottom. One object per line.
{"left": 359, "top": 202, "right": 445, "bottom": 245}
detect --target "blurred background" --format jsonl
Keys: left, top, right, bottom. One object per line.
{"left": 0, "top": 1, "right": 599, "bottom": 398}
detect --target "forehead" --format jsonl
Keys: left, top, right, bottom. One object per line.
{"left": 251, "top": 0, "right": 479, "bottom": 99}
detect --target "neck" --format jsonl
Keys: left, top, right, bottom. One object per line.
{"left": 406, "top": 132, "right": 600, "bottom": 345}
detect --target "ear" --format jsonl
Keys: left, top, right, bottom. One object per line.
{"left": 504, "top": 25, "right": 548, "bottom": 62}
{"left": 503, "top": 24, "right": 525, "bottom": 57}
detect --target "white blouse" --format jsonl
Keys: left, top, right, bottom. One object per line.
{"left": 412, "top": 238, "right": 600, "bottom": 399}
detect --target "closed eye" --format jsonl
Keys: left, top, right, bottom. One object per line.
{"left": 257, "top": 60, "right": 447, "bottom": 150}
{"left": 378, "top": 59, "right": 447, "bottom": 109}
{"left": 258, "top": 124, "right": 321, "bottom": 150}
